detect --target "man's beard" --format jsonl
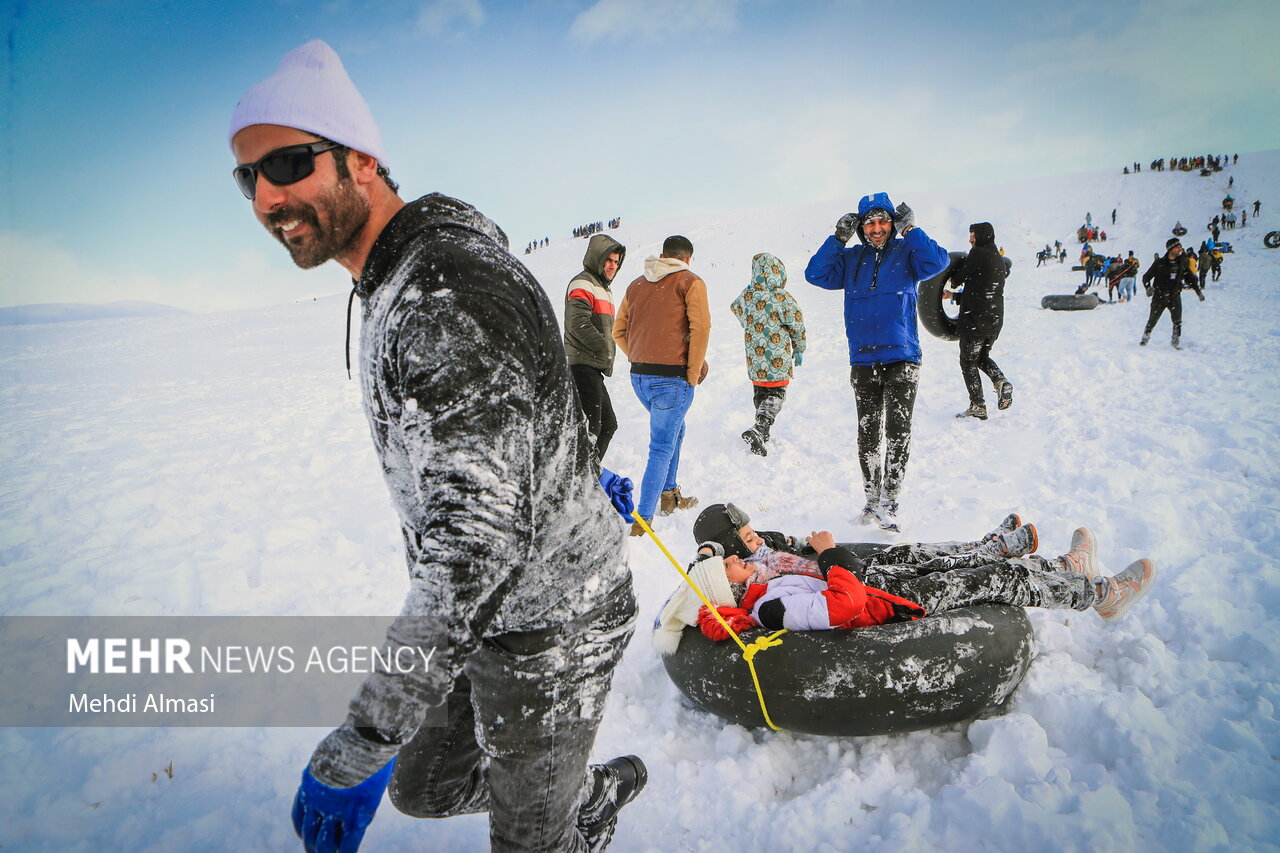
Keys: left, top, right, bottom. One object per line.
{"left": 266, "top": 179, "right": 370, "bottom": 269}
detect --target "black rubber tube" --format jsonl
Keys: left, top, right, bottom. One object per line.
{"left": 917, "top": 252, "right": 967, "bottom": 342}
{"left": 1041, "top": 293, "right": 1100, "bottom": 311}
{"left": 661, "top": 603, "right": 1035, "bottom": 736}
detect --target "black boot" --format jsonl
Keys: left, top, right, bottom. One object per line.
{"left": 577, "top": 755, "right": 648, "bottom": 851}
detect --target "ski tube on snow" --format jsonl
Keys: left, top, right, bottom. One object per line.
{"left": 1264, "top": 231, "right": 1280, "bottom": 249}
{"left": 917, "top": 252, "right": 1014, "bottom": 342}
{"left": 1041, "top": 293, "right": 1100, "bottom": 311}
{"left": 657, "top": 543, "right": 1036, "bottom": 737}
{"left": 660, "top": 604, "right": 1034, "bottom": 737}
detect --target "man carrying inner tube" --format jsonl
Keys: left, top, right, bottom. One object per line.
{"left": 652, "top": 504, "right": 1158, "bottom": 654}
{"left": 954, "top": 222, "right": 1013, "bottom": 421}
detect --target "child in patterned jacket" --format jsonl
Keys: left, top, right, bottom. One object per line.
{"left": 730, "top": 253, "right": 806, "bottom": 457}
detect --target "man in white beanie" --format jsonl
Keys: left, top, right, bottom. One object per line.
{"left": 230, "top": 40, "right": 644, "bottom": 852}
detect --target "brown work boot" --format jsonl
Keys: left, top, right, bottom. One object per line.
{"left": 659, "top": 487, "right": 698, "bottom": 516}
{"left": 629, "top": 519, "right": 649, "bottom": 537}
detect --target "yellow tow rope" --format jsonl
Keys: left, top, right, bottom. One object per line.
{"left": 631, "top": 512, "right": 787, "bottom": 731}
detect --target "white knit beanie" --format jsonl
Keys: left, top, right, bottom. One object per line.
{"left": 652, "top": 558, "right": 738, "bottom": 656}
{"left": 228, "top": 40, "right": 388, "bottom": 168}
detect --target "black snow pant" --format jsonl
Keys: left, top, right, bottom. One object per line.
{"left": 749, "top": 385, "right": 787, "bottom": 440}
{"left": 569, "top": 364, "right": 617, "bottom": 460}
{"left": 849, "top": 361, "right": 919, "bottom": 505}
{"left": 387, "top": 581, "right": 636, "bottom": 853}
{"left": 1143, "top": 291, "right": 1183, "bottom": 342}
{"left": 957, "top": 334, "right": 1007, "bottom": 407}
{"left": 874, "top": 556, "right": 1097, "bottom": 615}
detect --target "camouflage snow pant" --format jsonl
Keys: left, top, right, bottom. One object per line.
{"left": 750, "top": 385, "right": 787, "bottom": 440}
{"left": 863, "top": 541, "right": 1097, "bottom": 614}
{"left": 850, "top": 362, "right": 919, "bottom": 504}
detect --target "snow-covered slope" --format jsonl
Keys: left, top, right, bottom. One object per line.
{"left": 0, "top": 301, "right": 187, "bottom": 326}
{"left": 1, "top": 152, "right": 1278, "bottom": 852}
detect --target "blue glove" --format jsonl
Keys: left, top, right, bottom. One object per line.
{"left": 292, "top": 759, "right": 395, "bottom": 853}
{"left": 599, "top": 468, "right": 635, "bottom": 518}
{"left": 793, "top": 352, "right": 803, "bottom": 367}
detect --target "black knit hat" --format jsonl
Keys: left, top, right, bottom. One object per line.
{"left": 1166, "top": 237, "right": 1182, "bottom": 250}
{"left": 692, "top": 503, "right": 753, "bottom": 560}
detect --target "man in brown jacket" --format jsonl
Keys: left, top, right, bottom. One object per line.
{"left": 612, "top": 235, "right": 711, "bottom": 534}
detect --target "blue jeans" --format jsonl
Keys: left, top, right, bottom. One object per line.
{"left": 630, "top": 374, "right": 695, "bottom": 520}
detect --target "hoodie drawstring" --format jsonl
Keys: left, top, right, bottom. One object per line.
{"left": 870, "top": 245, "right": 885, "bottom": 290}
{"left": 345, "top": 284, "right": 358, "bottom": 380}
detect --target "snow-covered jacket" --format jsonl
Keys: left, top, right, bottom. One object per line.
{"left": 730, "top": 253, "right": 807, "bottom": 384}
{"left": 804, "top": 193, "right": 950, "bottom": 366}
{"left": 348, "top": 194, "right": 629, "bottom": 744}
{"left": 563, "top": 234, "right": 624, "bottom": 375}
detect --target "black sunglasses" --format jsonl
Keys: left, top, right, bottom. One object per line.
{"left": 232, "top": 140, "right": 343, "bottom": 200}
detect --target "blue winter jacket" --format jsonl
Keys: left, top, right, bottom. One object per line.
{"left": 804, "top": 192, "right": 950, "bottom": 366}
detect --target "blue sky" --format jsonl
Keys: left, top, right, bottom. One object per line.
{"left": 2, "top": 0, "right": 1277, "bottom": 311}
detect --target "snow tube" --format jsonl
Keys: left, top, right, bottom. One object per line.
{"left": 1172, "top": 226, "right": 1188, "bottom": 237}
{"left": 1041, "top": 293, "right": 1099, "bottom": 310}
{"left": 661, "top": 603, "right": 1035, "bottom": 737}
{"left": 916, "top": 253, "right": 1013, "bottom": 343}
{"left": 916, "top": 252, "right": 966, "bottom": 341}
{"left": 1264, "top": 231, "right": 1280, "bottom": 249}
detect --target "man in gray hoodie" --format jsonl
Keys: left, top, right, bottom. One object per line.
{"left": 564, "top": 234, "right": 626, "bottom": 459}
{"left": 230, "top": 40, "right": 643, "bottom": 852}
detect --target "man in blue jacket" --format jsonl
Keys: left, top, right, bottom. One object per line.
{"left": 805, "top": 193, "right": 949, "bottom": 532}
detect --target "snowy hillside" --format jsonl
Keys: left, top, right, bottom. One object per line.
{"left": 2, "top": 152, "right": 1278, "bottom": 852}
{"left": 0, "top": 301, "right": 187, "bottom": 326}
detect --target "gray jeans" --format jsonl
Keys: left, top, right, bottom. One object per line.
{"left": 387, "top": 581, "right": 637, "bottom": 852}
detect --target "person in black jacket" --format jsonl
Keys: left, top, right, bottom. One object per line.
{"left": 230, "top": 40, "right": 643, "bottom": 852}
{"left": 1140, "top": 238, "right": 1204, "bottom": 348}
{"left": 955, "top": 223, "right": 1013, "bottom": 420}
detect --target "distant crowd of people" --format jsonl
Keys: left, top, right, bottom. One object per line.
{"left": 523, "top": 236, "right": 549, "bottom": 254}
{"left": 1127, "top": 153, "right": 1238, "bottom": 173}
{"left": 574, "top": 219, "right": 621, "bottom": 238}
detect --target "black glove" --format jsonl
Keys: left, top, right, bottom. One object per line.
{"left": 894, "top": 202, "right": 916, "bottom": 233}
{"left": 758, "top": 530, "right": 801, "bottom": 554}
{"left": 834, "top": 212, "right": 858, "bottom": 244}
{"left": 816, "top": 545, "right": 867, "bottom": 582}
